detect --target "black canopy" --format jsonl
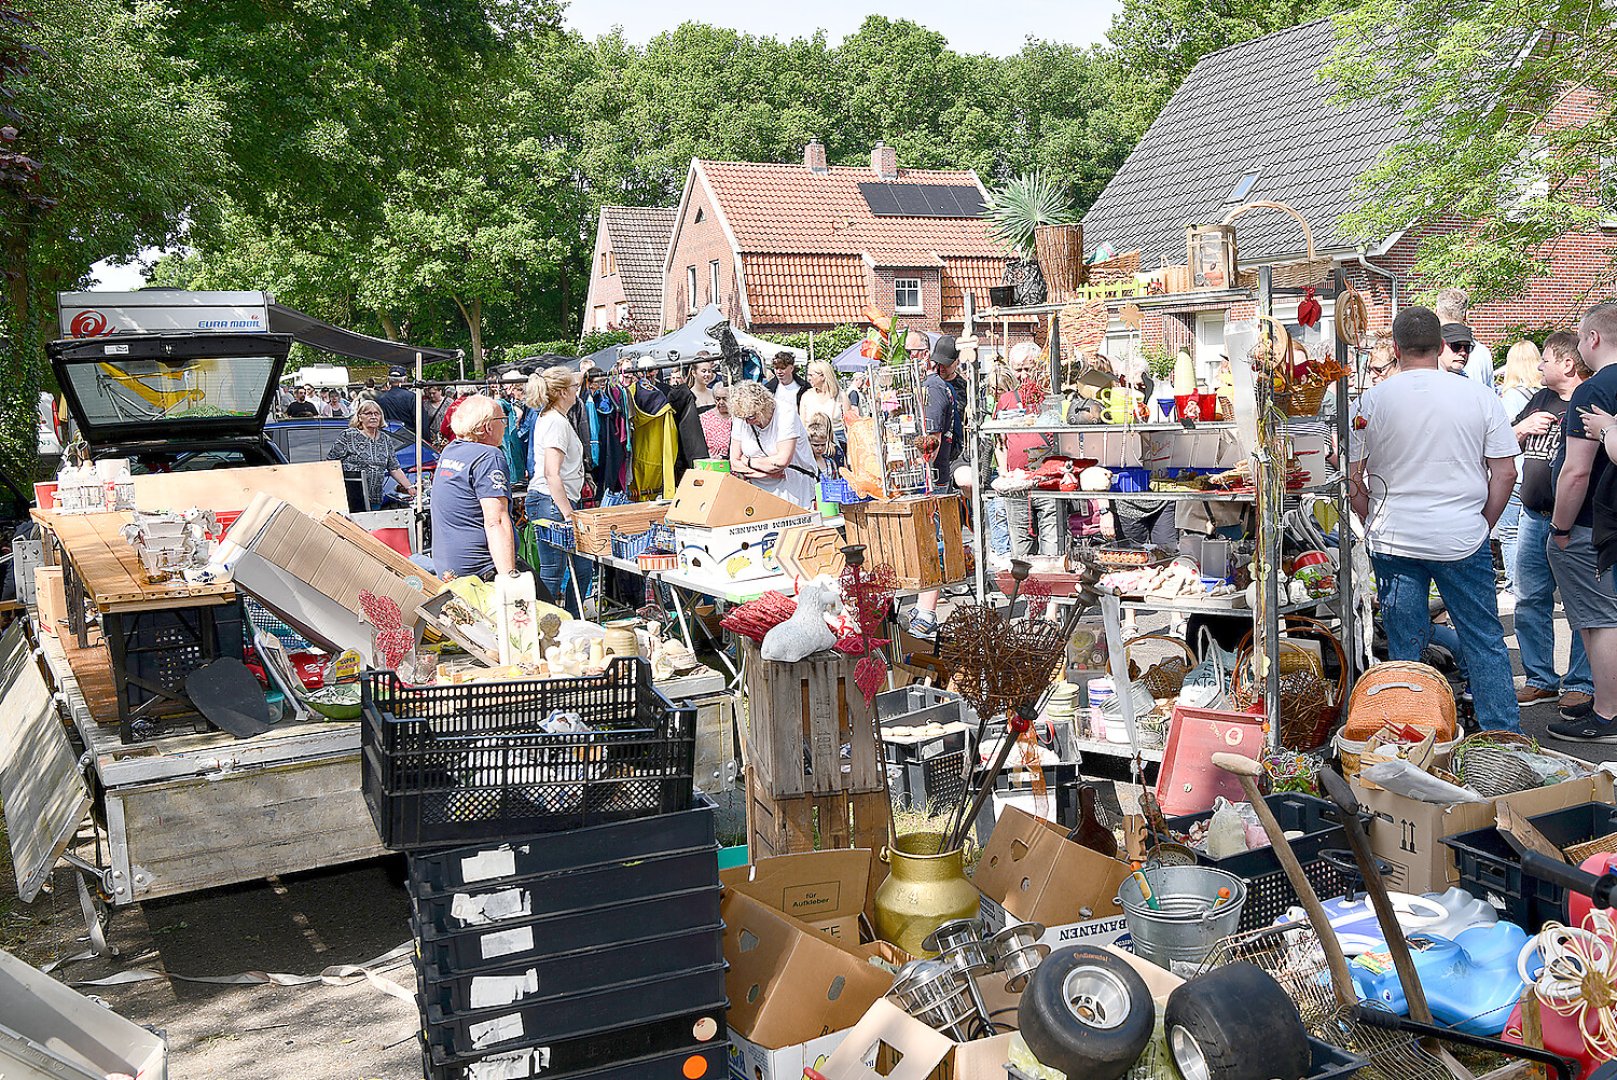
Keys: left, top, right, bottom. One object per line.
{"left": 268, "top": 304, "right": 459, "bottom": 367}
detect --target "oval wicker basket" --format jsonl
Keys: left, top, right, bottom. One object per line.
{"left": 1452, "top": 732, "right": 1541, "bottom": 797}
{"left": 1342, "top": 661, "right": 1458, "bottom": 742}
{"left": 1120, "top": 634, "right": 1196, "bottom": 700}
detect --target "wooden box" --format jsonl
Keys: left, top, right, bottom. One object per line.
{"left": 572, "top": 502, "right": 668, "bottom": 557}
{"left": 774, "top": 524, "right": 846, "bottom": 581}
{"left": 739, "top": 638, "right": 882, "bottom": 800}
{"left": 745, "top": 768, "right": 891, "bottom": 902}
{"left": 841, "top": 494, "right": 966, "bottom": 591}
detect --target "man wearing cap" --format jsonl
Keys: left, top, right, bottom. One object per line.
{"left": 1441, "top": 322, "right": 1479, "bottom": 377}
{"left": 1436, "top": 288, "right": 1496, "bottom": 388}
{"left": 378, "top": 368, "right": 419, "bottom": 431}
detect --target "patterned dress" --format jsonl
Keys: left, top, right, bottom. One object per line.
{"left": 699, "top": 405, "right": 730, "bottom": 459}
{"left": 328, "top": 428, "right": 395, "bottom": 509}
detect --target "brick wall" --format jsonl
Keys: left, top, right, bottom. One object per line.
{"left": 582, "top": 216, "right": 629, "bottom": 333}
{"left": 663, "top": 175, "right": 745, "bottom": 332}
{"left": 870, "top": 267, "right": 943, "bottom": 329}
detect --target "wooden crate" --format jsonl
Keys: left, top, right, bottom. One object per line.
{"left": 841, "top": 494, "right": 966, "bottom": 591}
{"left": 739, "top": 639, "right": 882, "bottom": 800}
{"left": 693, "top": 692, "right": 738, "bottom": 797}
{"left": 745, "top": 766, "right": 891, "bottom": 905}
{"left": 572, "top": 502, "right": 668, "bottom": 556}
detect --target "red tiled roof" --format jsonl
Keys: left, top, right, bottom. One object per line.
{"left": 942, "top": 256, "right": 1014, "bottom": 321}
{"left": 698, "top": 161, "right": 1009, "bottom": 263}
{"left": 742, "top": 253, "right": 869, "bottom": 326}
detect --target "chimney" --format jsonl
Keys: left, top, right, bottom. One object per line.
{"left": 870, "top": 141, "right": 897, "bottom": 181}
{"left": 803, "top": 139, "right": 828, "bottom": 174}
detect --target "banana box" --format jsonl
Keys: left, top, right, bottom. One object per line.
{"left": 674, "top": 514, "right": 816, "bottom": 587}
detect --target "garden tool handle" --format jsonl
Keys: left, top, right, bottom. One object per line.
{"left": 1521, "top": 852, "right": 1617, "bottom": 910}
{"left": 1318, "top": 767, "right": 1436, "bottom": 1027}
{"left": 1211, "top": 752, "right": 1357, "bottom": 1007}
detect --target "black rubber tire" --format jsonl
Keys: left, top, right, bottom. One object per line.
{"left": 1164, "top": 962, "right": 1311, "bottom": 1080}
{"left": 1016, "top": 946, "right": 1155, "bottom": 1080}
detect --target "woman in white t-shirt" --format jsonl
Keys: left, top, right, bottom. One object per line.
{"left": 798, "top": 360, "right": 852, "bottom": 448}
{"left": 729, "top": 380, "right": 819, "bottom": 508}
{"left": 524, "top": 368, "right": 593, "bottom": 614}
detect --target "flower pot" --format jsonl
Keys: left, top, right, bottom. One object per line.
{"left": 1004, "top": 258, "right": 1047, "bottom": 306}
{"left": 1033, "top": 223, "right": 1085, "bottom": 302}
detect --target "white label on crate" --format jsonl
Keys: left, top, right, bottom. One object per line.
{"left": 452, "top": 887, "right": 532, "bottom": 926}
{"left": 468, "top": 1048, "right": 550, "bottom": 1080}
{"left": 469, "top": 1011, "right": 525, "bottom": 1049}
{"left": 480, "top": 925, "right": 535, "bottom": 960}
{"left": 469, "top": 969, "right": 540, "bottom": 1009}
{"left": 461, "top": 848, "right": 517, "bottom": 883}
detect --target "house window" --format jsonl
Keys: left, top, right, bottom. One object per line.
{"left": 1194, "top": 313, "right": 1226, "bottom": 384}
{"left": 592, "top": 305, "right": 607, "bottom": 330}
{"left": 1225, "top": 170, "right": 1261, "bottom": 204}
{"left": 599, "top": 252, "right": 608, "bottom": 277}
{"left": 607, "top": 251, "right": 615, "bottom": 275}
{"left": 894, "top": 276, "right": 922, "bottom": 313}
{"left": 709, "top": 260, "right": 721, "bottom": 303}
{"left": 686, "top": 266, "right": 698, "bottom": 314}
{"left": 695, "top": 207, "right": 705, "bottom": 223}
{"left": 615, "top": 302, "right": 629, "bottom": 326}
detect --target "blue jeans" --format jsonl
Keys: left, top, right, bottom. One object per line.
{"left": 1515, "top": 510, "right": 1593, "bottom": 694}
{"left": 1496, "top": 489, "right": 1523, "bottom": 587}
{"left": 525, "top": 491, "right": 594, "bottom": 617}
{"left": 1373, "top": 542, "right": 1522, "bottom": 732}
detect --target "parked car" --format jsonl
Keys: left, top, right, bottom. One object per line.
{"left": 46, "top": 332, "right": 291, "bottom": 473}
{"left": 264, "top": 416, "right": 437, "bottom": 506}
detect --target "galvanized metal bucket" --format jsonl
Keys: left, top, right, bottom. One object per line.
{"left": 1116, "top": 865, "right": 1246, "bottom": 969}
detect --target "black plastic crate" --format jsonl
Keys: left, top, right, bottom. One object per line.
{"left": 414, "top": 885, "right": 723, "bottom": 977}
{"left": 1440, "top": 800, "right": 1617, "bottom": 929}
{"left": 421, "top": 1012, "right": 728, "bottom": 1079}
{"left": 901, "top": 749, "right": 969, "bottom": 814}
{"left": 361, "top": 657, "right": 695, "bottom": 849}
{"left": 421, "top": 963, "right": 728, "bottom": 1058}
{"left": 1164, "top": 794, "right": 1360, "bottom": 933}
{"left": 419, "top": 922, "right": 725, "bottom": 1016}
{"left": 410, "top": 845, "right": 719, "bottom": 936}
{"left": 406, "top": 794, "right": 716, "bottom": 897}
{"left": 114, "top": 600, "right": 247, "bottom": 742}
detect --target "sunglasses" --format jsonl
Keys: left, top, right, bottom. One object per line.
{"left": 1449, "top": 341, "right": 1474, "bottom": 354}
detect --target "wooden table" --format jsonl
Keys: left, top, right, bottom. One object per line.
{"left": 33, "top": 509, "right": 241, "bottom": 740}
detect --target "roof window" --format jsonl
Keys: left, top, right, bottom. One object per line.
{"left": 1225, "top": 170, "right": 1261, "bottom": 204}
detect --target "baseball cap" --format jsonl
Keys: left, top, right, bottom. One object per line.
{"left": 388, "top": 367, "right": 406, "bottom": 380}
{"left": 1440, "top": 322, "right": 1475, "bottom": 346}
{"left": 932, "top": 335, "right": 960, "bottom": 365}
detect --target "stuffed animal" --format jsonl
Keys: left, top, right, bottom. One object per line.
{"left": 761, "top": 579, "right": 839, "bottom": 661}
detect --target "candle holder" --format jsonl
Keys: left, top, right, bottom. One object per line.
{"left": 991, "top": 921, "right": 1051, "bottom": 992}
{"left": 889, "top": 958, "right": 977, "bottom": 1041}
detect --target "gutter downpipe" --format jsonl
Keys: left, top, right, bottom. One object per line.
{"left": 1357, "top": 247, "right": 1398, "bottom": 318}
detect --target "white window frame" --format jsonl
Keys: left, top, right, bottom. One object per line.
{"left": 709, "top": 259, "right": 721, "bottom": 303}
{"left": 614, "top": 301, "right": 629, "bottom": 326}
{"left": 1194, "top": 313, "right": 1226, "bottom": 385}
{"left": 592, "top": 305, "right": 607, "bottom": 331}
{"left": 686, "top": 266, "right": 698, "bottom": 315}
{"left": 894, "top": 276, "right": 922, "bottom": 313}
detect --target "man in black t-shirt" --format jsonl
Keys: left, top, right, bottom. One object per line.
{"left": 284, "top": 385, "right": 318, "bottom": 418}
{"left": 1513, "top": 332, "right": 1592, "bottom": 716}
{"left": 1549, "top": 304, "right": 1617, "bottom": 739}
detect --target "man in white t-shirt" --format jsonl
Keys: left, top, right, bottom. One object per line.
{"left": 1348, "top": 305, "right": 1521, "bottom": 732}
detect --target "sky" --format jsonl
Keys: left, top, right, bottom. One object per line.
{"left": 89, "top": 0, "right": 1121, "bottom": 290}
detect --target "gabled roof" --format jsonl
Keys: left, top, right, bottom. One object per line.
{"left": 695, "top": 160, "right": 1007, "bottom": 264}
{"left": 600, "top": 206, "right": 676, "bottom": 328}
{"left": 1081, "top": 17, "right": 1405, "bottom": 272}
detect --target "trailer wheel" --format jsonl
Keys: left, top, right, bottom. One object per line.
{"left": 1017, "top": 946, "right": 1154, "bottom": 1080}
{"left": 1165, "top": 963, "right": 1310, "bottom": 1080}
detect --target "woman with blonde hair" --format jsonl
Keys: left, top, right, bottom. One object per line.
{"left": 430, "top": 393, "right": 519, "bottom": 583}
{"left": 1497, "top": 340, "right": 1545, "bottom": 588}
{"left": 326, "top": 398, "right": 415, "bottom": 511}
{"left": 798, "top": 359, "right": 852, "bottom": 447}
{"left": 729, "top": 380, "right": 819, "bottom": 508}
{"left": 524, "top": 367, "right": 592, "bottom": 613}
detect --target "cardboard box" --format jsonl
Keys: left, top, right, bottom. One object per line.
{"left": 972, "top": 806, "right": 1134, "bottom": 950}
{"left": 727, "top": 1028, "right": 850, "bottom": 1080}
{"left": 720, "top": 850, "right": 893, "bottom": 1060}
{"left": 33, "top": 567, "right": 65, "bottom": 638}
{"left": 818, "top": 947, "right": 1178, "bottom": 1080}
{"left": 666, "top": 471, "right": 806, "bottom": 527}
{"left": 1353, "top": 771, "right": 1616, "bottom": 893}
{"left": 675, "top": 515, "right": 816, "bottom": 585}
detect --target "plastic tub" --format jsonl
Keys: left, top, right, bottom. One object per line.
{"left": 1111, "top": 467, "right": 1150, "bottom": 493}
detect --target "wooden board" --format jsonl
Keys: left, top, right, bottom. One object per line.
{"left": 694, "top": 693, "right": 738, "bottom": 796}
{"left": 745, "top": 766, "right": 890, "bottom": 907}
{"left": 110, "top": 753, "right": 386, "bottom": 903}
{"left": 33, "top": 510, "right": 235, "bottom": 611}
{"left": 739, "top": 638, "right": 882, "bottom": 800}
{"left": 320, "top": 510, "right": 442, "bottom": 596}
{"left": 59, "top": 627, "right": 120, "bottom": 726}
{"left": 131, "top": 460, "right": 347, "bottom": 516}
{"left": 842, "top": 494, "right": 966, "bottom": 591}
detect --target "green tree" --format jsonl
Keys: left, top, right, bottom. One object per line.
{"left": 1327, "top": 0, "right": 1617, "bottom": 301}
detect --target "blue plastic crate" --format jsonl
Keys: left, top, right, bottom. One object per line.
{"left": 1112, "top": 466, "right": 1150, "bottom": 492}
{"left": 612, "top": 522, "right": 676, "bottom": 561}
{"left": 534, "top": 519, "right": 575, "bottom": 549}
{"left": 820, "top": 476, "right": 871, "bottom": 504}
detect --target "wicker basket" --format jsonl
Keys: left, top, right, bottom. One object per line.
{"left": 1342, "top": 661, "right": 1458, "bottom": 742}
{"left": 1567, "top": 831, "right": 1617, "bottom": 864}
{"left": 1121, "top": 634, "right": 1197, "bottom": 700}
{"left": 1452, "top": 732, "right": 1541, "bottom": 798}
{"left": 1274, "top": 379, "right": 1330, "bottom": 418}
{"left": 1222, "top": 200, "right": 1333, "bottom": 290}
{"left": 1231, "top": 615, "right": 1346, "bottom": 750}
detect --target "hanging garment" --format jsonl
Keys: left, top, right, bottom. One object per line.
{"left": 630, "top": 388, "right": 678, "bottom": 500}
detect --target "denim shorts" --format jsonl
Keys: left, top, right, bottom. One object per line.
{"left": 1547, "top": 526, "right": 1617, "bottom": 630}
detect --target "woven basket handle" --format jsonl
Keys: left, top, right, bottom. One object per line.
{"left": 1221, "top": 200, "right": 1318, "bottom": 263}
{"left": 1234, "top": 614, "right": 1348, "bottom": 702}
{"left": 1114, "top": 634, "right": 1196, "bottom": 676}
{"left": 1364, "top": 681, "right": 1425, "bottom": 697}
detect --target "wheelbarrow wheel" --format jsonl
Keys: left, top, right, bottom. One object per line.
{"left": 1017, "top": 946, "right": 1154, "bottom": 1080}
{"left": 1166, "top": 962, "right": 1311, "bottom": 1080}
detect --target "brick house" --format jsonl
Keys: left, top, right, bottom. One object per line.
{"left": 1080, "top": 17, "right": 1617, "bottom": 380}
{"left": 582, "top": 206, "right": 677, "bottom": 337}
{"left": 659, "top": 141, "right": 1016, "bottom": 337}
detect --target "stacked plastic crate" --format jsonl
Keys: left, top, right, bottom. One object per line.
{"left": 361, "top": 657, "right": 728, "bottom": 1080}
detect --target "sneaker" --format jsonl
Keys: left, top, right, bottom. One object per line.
{"left": 1518, "top": 685, "right": 1559, "bottom": 705}
{"left": 907, "top": 612, "right": 938, "bottom": 640}
{"left": 1559, "top": 690, "right": 1595, "bottom": 718}
{"left": 1548, "top": 712, "right": 1617, "bottom": 742}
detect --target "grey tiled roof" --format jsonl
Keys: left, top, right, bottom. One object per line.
{"left": 602, "top": 206, "right": 676, "bottom": 328}
{"left": 1081, "top": 18, "right": 1404, "bottom": 272}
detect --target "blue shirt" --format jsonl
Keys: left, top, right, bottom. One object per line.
{"left": 430, "top": 439, "right": 510, "bottom": 579}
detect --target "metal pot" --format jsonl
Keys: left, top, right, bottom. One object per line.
{"left": 873, "top": 833, "right": 981, "bottom": 958}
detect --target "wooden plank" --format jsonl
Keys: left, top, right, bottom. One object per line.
{"left": 807, "top": 659, "right": 840, "bottom": 796}
{"left": 131, "top": 461, "right": 347, "bottom": 516}
{"left": 846, "top": 669, "right": 882, "bottom": 792}
{"left": 33, "top": 510, "right": 234, "bottom": 612}
{"left": 113, "top": 753, "right": 386, "bottom": 901}
{"left": 319, "top": 510, "right": 443, "bottom": 596}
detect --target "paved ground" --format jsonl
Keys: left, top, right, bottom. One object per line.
{"left": 0, "top": 590, "right": 1610, "bottom": 1079}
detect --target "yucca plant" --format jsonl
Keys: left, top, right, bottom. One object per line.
{"left": 984, "top": 172, "right": 1078, "bottom": 259}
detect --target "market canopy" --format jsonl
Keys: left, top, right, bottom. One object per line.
{"left": 268, "top": 303, "right": 459, "bottom": 368}
{"left": 618, "top": 304, "right": 804, "bottom": 369}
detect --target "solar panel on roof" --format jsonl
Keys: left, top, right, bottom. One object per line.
{"left": 858, "top": 182, "right": 985, "bottom": 218}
